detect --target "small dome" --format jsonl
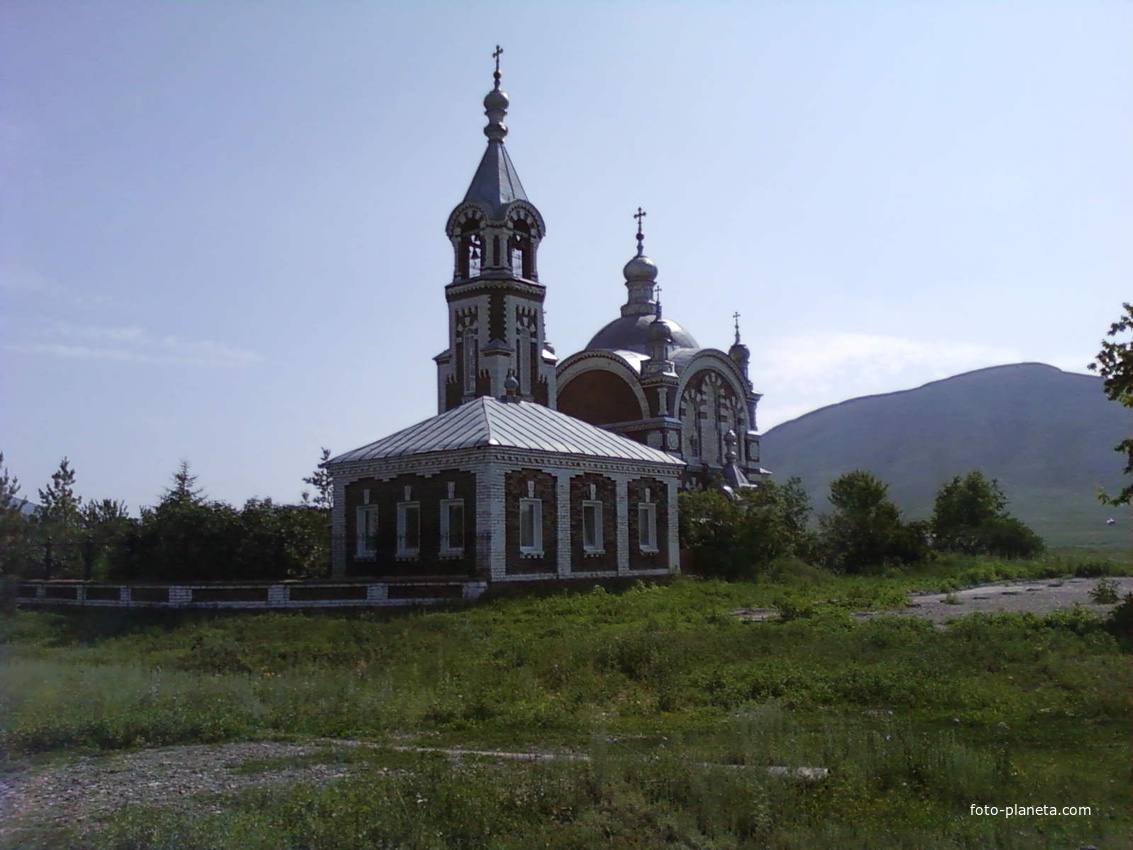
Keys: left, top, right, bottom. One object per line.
{"left": 623, "top": 253, "right": 658, "bottom": 283}
{"left": 484, "top": 87, "right": 509, "bottom": 112}
{"left": 586, "top": 314, "right": 699, "bottom": 355}
{"left": 648, "top": 316, "right": 673, "bottom": 344}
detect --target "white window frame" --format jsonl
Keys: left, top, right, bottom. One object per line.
{"left": 638, "top": 502, "right": 658, "bottom": 553}
{"left": 396, "top": 501, "right": 420, "bottom": 557}
{"left": 440, "top": 498, "right": 465, "bottom": 555}
{"left": 355, "top": 505, "right": 379, "bottom": 558}
{"left": 582, "top": 500, "right": 604, "bottom": 554}
{"left": 519, "top": 498, "right": 543, "bottom": 556}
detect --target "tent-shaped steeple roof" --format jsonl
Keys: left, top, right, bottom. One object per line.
{"left": 464, "top": 142, "right": 527, "bottom": 217}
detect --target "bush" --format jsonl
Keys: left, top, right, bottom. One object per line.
{"left": 1102, "top": 594, "right": 1132, "bottom": 648}
{"left": 679, "top": 478, "right": 815, "bottom": 581}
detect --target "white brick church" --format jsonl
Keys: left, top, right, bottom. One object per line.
{"left": 324, "top": 53, "right": 765, "bottom": 590}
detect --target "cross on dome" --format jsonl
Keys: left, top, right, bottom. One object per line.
{"left": 634, "top": 207, "right": 647, "bottom": 256}
{"left": 492, "top": 45, "right": 503, "bottom": 85}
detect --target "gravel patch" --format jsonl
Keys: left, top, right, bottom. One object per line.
{"left": 0, "top": 739, "right": 384, "bottom": 844}
{"left": 734, "top": 576, "right": 1133, "bottom": 624}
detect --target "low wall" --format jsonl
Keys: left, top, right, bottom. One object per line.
{"left": 14, "top": 579, "right": 488, "bottom": 610}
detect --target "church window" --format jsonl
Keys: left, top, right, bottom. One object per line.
{"left": 355, "top": 506, "right": 379, "bottom": 558}
{"left": 440, "top": 499, "right": 464, "bottom": 554}
{"left": 397, "top": 502, "right": 420, "bottom": 557}
{"left": 638, "top": 503, "right": 658, "bottom": 552}
{"left": 519, "top": 498, "right": 542, "bottom": 554}
{"left": 582, "top": 501, "right": 603, "bottom": 553}
{"left": 510, "top": 236, "right": 524, "bottom": 277}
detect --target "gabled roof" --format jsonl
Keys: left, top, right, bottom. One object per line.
{"left": 463, "top": 142, "right": 527, "bottom": 219}
{"left": 327, "top": 397, "right": 684, "bottom": 466}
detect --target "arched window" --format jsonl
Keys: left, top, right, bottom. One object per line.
{"left": 457, "top": 215, "right": 482, "bottom": 279}
{"left": 510, "top": 219, "right": 532, "bottom": 278}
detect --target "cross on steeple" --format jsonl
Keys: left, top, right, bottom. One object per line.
{"left": 492, "top": 45, "right": 503, "bottom": 84}
{"left": 733, "top": 311, "right": 742, "bottom": 344}
{"left": 634, "top": 207, "right": 647, "bottom": 255}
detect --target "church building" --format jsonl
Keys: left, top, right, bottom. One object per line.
{"left": 324, "top": 54, "right": 695, "bottom": 590}
{"left": 557, "top": 214, "right": 767, "bottom": 490}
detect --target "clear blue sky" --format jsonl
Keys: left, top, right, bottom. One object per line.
{"left": 2, "top": 1, "right": 1130, "bottom": 512}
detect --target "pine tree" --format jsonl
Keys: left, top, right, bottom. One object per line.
{"left": 302, "top": 448, "right": 334, "bottom": 510}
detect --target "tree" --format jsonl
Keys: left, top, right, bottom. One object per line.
{"left": 1088, "top": 302, "right": 1133, "bottom": 505}
{"left": 0, "top": 452, "right": 32, "bottom": 576}
{"left": 679, "top": 477, "right": 815, "bottom": 580}
{"left": 34, "top": 457, "right": 84, "bottom": 577}
{"left": 36, "top": 457, "right": 82, "bottom": 528}
{"left": 820, "top": 470, "right": 927, "bottom": 573}
{"left": 302, "top": 448, "right": 334, "bottom": 510}
{"left": 80, "top": 498, "right": 136, "bottom": 580}
{"left": 111, "top": 462, "right": 241, "bottom": 581}
{"left": 164, "top": 460, "right": 204, "bottom": 507}
{"left": 930, "top": 471, "right": 1044, "bottom": 558}
{"left": 236, "top": 498, "right": 329, "bottom": 579}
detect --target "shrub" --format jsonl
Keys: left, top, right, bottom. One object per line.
{"left": 679, "top": 478, "right": 815, "bottom": 581}
{"left": 1102, "top": 594, "right": 1132, "bottom": 648}
{"left": 1089, "top": 578, "right": 1120, "bottom": 605}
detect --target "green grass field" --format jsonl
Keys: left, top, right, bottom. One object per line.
{"left": 2, "top": 552, "right": 1129, "bottom": 849}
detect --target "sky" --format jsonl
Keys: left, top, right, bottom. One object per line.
{"left": 2, "top": 1, "right": 1130, "bottom": 513}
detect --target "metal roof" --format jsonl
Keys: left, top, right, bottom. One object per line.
{"left": 463, "top": 142, "right": 527, "bottom": 219}
{"left": 586, "top": 314, "right": 700, "bottom": 355}
{"left": 327, "top": 397, "right": 684, "bottom": 466}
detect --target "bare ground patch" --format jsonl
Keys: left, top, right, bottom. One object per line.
{"left": 734, "top": 576, "right": 1133, "bottom": 624}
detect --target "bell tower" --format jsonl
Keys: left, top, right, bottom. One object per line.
{"left": 435, "top": 47, "right": 557, "bottom": 412}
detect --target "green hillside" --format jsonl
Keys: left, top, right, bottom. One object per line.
{"left": 761, "top": 363, "right": 1131, "bottom": 549}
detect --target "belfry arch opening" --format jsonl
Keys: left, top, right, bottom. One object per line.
{"left": 456, "top": 213, "right": 484, "bottom": 280}
{"left": 509, "top": 218, "right": 534, "bottom": 279}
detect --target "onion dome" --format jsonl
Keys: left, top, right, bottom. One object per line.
{"left": 586, "top": 208, "right": 700, "bottom": 355}
{"left": 648, "top": 302, "right": 673, "bottom": 345}
{"left": 623, "top": 251, "right": 658, "bottom": 283}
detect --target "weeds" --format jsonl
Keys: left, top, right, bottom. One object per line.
{"left": 1, "top": 553, "right": 1129, "bottom": 848}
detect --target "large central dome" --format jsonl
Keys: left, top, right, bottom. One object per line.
{"left": 585, "top": 314, "right": 699, "bottom": 355}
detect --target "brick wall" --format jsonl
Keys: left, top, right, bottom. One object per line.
{"left": 344, "top": 471, "right": 476, "bottom": 578}
{"left": 568, "top": 473, "right": 617, "bottom": 573}
{"left": 504, "top": 468, "right": 558, "bottom": 575}
{"left": 627, "top": 476, "right": 669, "bottom": 571}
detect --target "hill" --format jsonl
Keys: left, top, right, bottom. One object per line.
{"left": 761, "top": 363, "right": 1131, "bottom": 548}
